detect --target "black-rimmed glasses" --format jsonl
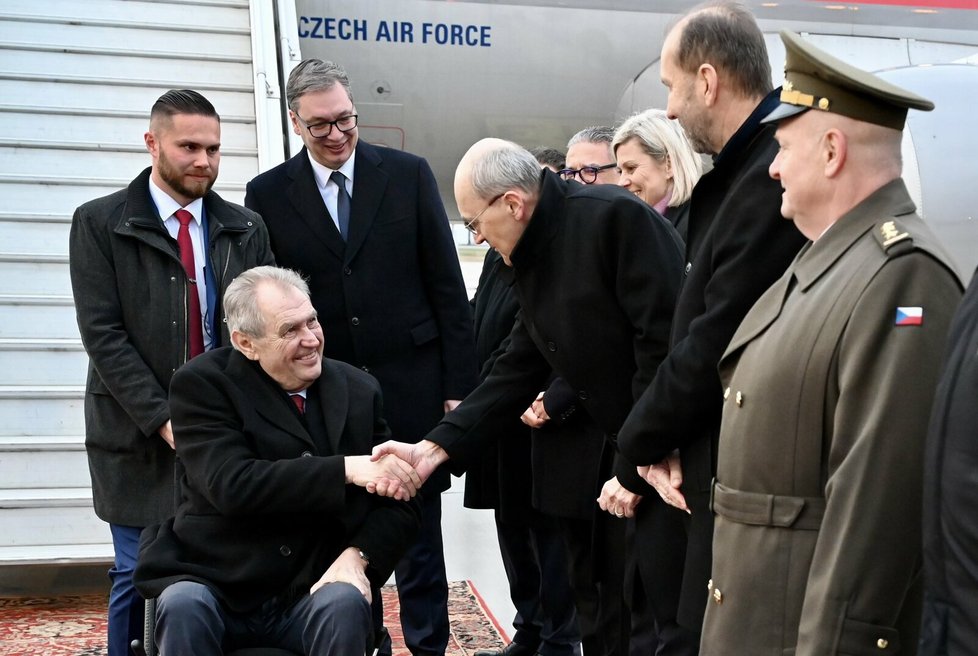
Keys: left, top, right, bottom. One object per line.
{"left": 463, "top": 194, "right": 503, "bottom": 234}
{"left": 558, "top": 163, "right": 617, "bottom": 184}
{"left": 295, "top": 113, "right": 359, "bottom": 138}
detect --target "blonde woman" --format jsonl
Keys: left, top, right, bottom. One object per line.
{"left": 613, "top": 109, "right": 703, "bottom": 240}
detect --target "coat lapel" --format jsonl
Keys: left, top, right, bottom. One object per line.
{"left": 227, "top": 351, "right": 314, "bottom": 448}
{"left": 313, "top": 360, "right": 349, "bottom": 454}
{"left": 723, "top": 253, "right": 802, "bottom": 359}
{"left": 793, "top": 178, "right": 916, "bottom": 293}
{"left": 344, "top": 142, "right": 387, "bottom": 264}
{"left": 286, "top": 151, "right": 346, "bottom": 260}
{"left": 723, "top": 179, "right": 918, "bottom": 363}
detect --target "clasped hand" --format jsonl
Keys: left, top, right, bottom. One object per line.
{"left": 520, "top": 391, "right": 549, "bottom": 428}
{"left": 345, "top": 454, "right": 421, "bottom": 501}
{"left": 368, "top": 439, "right": 448, "bottom": 496}
{"left": 637, "top": 450, "right": 689, "bottom": 513}
{"left": 597, "top": 476, "right": 642, "bottom": 518}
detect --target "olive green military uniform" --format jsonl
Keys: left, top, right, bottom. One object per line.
{"left": 701, "top": 31, "right": 964, "bottom": 656}
{"left": 703, "top": 179, "right": 961, "bottom": 655}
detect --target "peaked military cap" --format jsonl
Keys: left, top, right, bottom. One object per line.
{"left": 763, "top": 30, "right": 934, "bottom": 130}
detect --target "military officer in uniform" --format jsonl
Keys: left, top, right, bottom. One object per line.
{"left": 702, "top": 31, "right": 964, "bottom": 655}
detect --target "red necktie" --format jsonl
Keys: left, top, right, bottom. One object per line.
{"left": 290, "top": 394, "right": 306, "bottom": 415}
{"left": 175, "top": 209, "right": 204, "bottom": 359}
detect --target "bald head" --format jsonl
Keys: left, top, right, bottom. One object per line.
{"left": 455, "top": 138, "right": 540, "bottom": 202}
{"left": 455, "top": 139, "right": 542, "bottom": 265}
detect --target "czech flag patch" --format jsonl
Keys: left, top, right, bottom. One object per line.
{"left": 895, "top": 307, "right": 923, "bottom": 326}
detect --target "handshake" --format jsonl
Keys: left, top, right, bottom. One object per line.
{"left": 351, "top": 437, "right": 689, "bottom": 515}
{"left": 345, "top": 439, "right": 449, "bottom": 501}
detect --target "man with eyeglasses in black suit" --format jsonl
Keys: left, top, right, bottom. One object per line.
{"left": 245, "top": 59, "right": 477, "bottom": 656}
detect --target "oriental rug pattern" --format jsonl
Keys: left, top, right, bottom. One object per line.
{"left": 0, "top": 580, "right": 507, "bottom": 655}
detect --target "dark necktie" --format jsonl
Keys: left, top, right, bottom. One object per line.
{"left": 290, "top": 394, "right": 305, "bottom": 415}
{"left": 175, "top": 209, "right": 204, "bottom": 358}
{"left": 330, "top": 170, "right": 351, "bottom": 241}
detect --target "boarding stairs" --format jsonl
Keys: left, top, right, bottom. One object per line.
{"left": 0, "top": 0, "right": 293, "bottom": 586}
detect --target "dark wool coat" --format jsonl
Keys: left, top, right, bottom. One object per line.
{"left": 432, "top": 172, "right": 686, "bottom": 616}
{"left": 426, "top": 168, "right": 683, "bottom": 521}
{"left": 920, "top": 265, "right": 978, "bottom": 656}
{"left": 616, "top": 92, "right": 808, "bottom": 628}
{"left": 462, "top": 248, "right": 535, "bottom": 522}
{"left": 69, "top": 167, "right": 274, "bottom": 526}
{"left": 134, "top": 350, "right": 421, "bottom": 613}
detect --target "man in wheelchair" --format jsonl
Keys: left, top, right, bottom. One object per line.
{"left": 134, "top": 266, "right": 422, "bottom": 655}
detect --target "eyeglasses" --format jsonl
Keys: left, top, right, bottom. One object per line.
{"left": 462, "top": 194, "right": 503, "bottom": 234}
{"left": 295, "top": 113, "right": 359, "bottom": 138}
{"left": 558, "top": 163, "right": 618, "bottom": 184}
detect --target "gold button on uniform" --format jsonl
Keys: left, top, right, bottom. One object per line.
{"left": 723, "top": 388, "right": 730, "bottom": 400}
{"left": 713, "top": 588, "right": 723, "bottom": 604}
{"left": 877, "top": 638, "right": 889, "bottom": 649}
{"left": 707, "top": 579, "right": 713, "bottom": 591}
{"left": 735, "top": 391, "right": 744, "bottom": 406}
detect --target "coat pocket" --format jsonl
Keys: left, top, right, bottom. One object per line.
{"left": 409, "top": 317, "right": 439, "bottom": 346}
{"left": 837, "top": 617, "right": 901, "bottom": 655}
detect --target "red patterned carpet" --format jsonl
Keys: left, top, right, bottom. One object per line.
{"left": 0, "top": 580, "right": 507, "bottom": 655}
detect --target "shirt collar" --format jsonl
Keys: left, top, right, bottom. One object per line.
{"left": 148, "top": 176, "right": 204, "bottom": 224}
{"left": 306, "top": 148, "right": 357, "bottom": 190}
{"left": 714, "top": 88, "right": 782, "bottom": 168}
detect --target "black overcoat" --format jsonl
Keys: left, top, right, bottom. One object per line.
{"left": 69, "top": 168, "right": 274, "bottom": 526}
{"left": 133, "top": 349, "right": 421, "bottom": 613}
{"left": 461, "top": 249, "right": 534, "bottom": 521}
{"left": 921, "top": 265, "right": 978, "bottom": 655}
{"left": 426, "top": 169, "right": 683, "bottom": 516}
{"left": 615, "top": 92, "right": 808, "bottom": 627}
{"left": 245, "top": 142, "right": 478, "bottom": 491}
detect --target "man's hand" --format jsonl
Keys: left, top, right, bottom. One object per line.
{"left": 310, "top": 546, "right": 372, "bottom": 602}
{"left": 638, "top": 450, "right": 689, "bottom": 513}
{"left": 370, "top": 439, "right": 447, "bottom": 490}
{"left": 443, "top": 399, "right": 462, "bottom": 413}
{"left": 597, "top": 476, "right": 642, "bottom": 518}
{"left": 520, "top": 391, "right": 549, "bottom": 428}
{"left": 158, "top": 420, "right": 175, "bottom": 450}
{"left": 345, "top": 454, "right": 421, "bottom": 501}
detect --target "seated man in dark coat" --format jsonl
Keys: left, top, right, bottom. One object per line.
{"left": 134, "top": 265, "right": 422, "bottom": 655}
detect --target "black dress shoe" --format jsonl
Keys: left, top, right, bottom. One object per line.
{"left": 473, "top": 642, "right": 540, "bottom": 656}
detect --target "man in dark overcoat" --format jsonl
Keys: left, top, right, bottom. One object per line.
{"left": 702, "top": 31, "right": 963, "bottom": 654}
{"left": 134, "top": 266, "right": 421, "bottom": 655}
{"left": 920, "top": 277, "right": 978, "bottom": 653}
{"left": 374, "top": 138, "right": 685, "bottom": 653}
{"left": 614, "top": 4, "right": 807, "bottom": 650}
{"left": 69, "top": 90, "right": 274, "bottom": 655}
{"left": 244, "top": 59, "right": 477, "bottom": 656}
{"left": 464, "top": 247, "right": 580, "bottom": 656}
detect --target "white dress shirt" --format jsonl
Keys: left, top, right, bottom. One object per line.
{"left": 307, "top": 150, "right": 356, "bottom": 233}
{"left": 148, "top": 179, "right": 212, "bottom": 351}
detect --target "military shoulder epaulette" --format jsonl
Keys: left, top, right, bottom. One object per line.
{"left": 874, "top": 219, "right": 915, "bottom": 255}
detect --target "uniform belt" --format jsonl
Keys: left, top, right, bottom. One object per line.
{"left": 710, "top": 479, "right": 825, "bottom": 530}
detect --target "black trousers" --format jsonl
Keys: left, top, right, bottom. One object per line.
{"left": 558, "top": 516, "right": 629, "bottom": 656}
{"left": 495, "top": 509, "right": 580, "bottom": 656}
{"left": 386, "top": 491, "right": 451, "bottom": 656}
